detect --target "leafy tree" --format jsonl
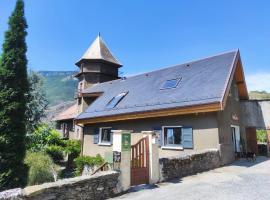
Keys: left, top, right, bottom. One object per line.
{"left": 257, "top": 129, "right": 267, "bottom": 143}
{"left": 26, "top": 124, "right": 62, "bottom": 152}
{"left": 26, "top": 71, "right": 48, "bottom": 133}
{"left": 0, "top": 0, "right": 29, "bottom": 189}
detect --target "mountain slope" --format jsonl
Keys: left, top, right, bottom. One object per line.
{"left": 38, "top": 71, "right": 78, "bottom": 106}
{"left": 249, "top": 91, "right": 270, "bottom": 100}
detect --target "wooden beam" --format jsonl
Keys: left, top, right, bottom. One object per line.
{"left": 75, "top": 102, "right": 221, "bottom": 125}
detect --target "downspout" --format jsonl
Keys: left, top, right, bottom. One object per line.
{"left": 76, "top": 122, "right": 84, "bottom": 156}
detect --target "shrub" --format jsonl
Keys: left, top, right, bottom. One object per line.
{"left": 26, "top": 124, "right": 62, "bottom": 152}
{"left": 46, "top": 145, "right": 64, "bottom": 163}
{"left": 74, "top": 154, "right": 104, "bottom": 176}
{"left": 63, "top": 140, "right": 81, "bottom": 157}
{"left": 24, "top": 152, "right": 59, "bottom": 186}
{"left": 63, "top": 140, "right": 81, "bottom": 169}
{"left": 257, "top": 129, "right": 267, "bottom": 143}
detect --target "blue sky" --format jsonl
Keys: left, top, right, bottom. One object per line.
{"left": 0, "top": 0, "right": 270, "bottom": 91}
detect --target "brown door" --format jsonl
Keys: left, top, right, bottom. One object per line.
{"left": 246, "top": 127, "right": 258, "bottom": 154}
{"left": 131, "top": 136, "right": 149, "bottom": 186}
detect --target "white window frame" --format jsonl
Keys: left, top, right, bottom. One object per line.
{"left": 98, "top": 127, "right": 112, "bottom": 146}
{"left": 162, "top": 126, "right": 183, "bottom": 150}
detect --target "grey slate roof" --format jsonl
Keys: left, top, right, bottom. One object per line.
{"left": 76, "top": 35, "right": 122, "bottom": 66}
{"left": 76, "top": 51, "right": 238, "bottom": 120}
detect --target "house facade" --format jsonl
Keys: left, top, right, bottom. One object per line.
{"left": 54, "top": 35, "right": 261, "bottom": 165}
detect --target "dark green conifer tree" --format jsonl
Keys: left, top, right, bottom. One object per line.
{"left": 0, "top": 0, "right": 29, "bottom": 190}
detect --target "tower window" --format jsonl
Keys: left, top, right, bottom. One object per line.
{"left": 106, "top": 92, "right": 128, "bottom": 109}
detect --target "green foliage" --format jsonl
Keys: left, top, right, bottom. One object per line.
{"left": 63, "top": 140, "right": 81, "bottom": 157}
{"left": 249, "top": 91, "right": 270, "bottom": 100}
{"left": 46, "top": 145, "right": 64, "bottom": 163}
{"left": 0, "top": 0, "right": 29, "bottom": 190}
{"left": 26, "top": 124, "right": 62, "bottom": 152}
{"left": 24, "top": 151, "right": 59, "bottom": 186}
{"left": 257, "top": 129, "right": 267, "bottom": 143}
{"left": 38, "top": 71, "right": 77, "bottom": 106}
{"left": 74, "top": 154, "right": 104, "bottom": 176}
{"left": 26, "top": 71, "right": 48, "bottom": 133}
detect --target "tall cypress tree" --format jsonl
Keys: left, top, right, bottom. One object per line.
{"left": 0, "top": 0, "right": 29, "bottom": 190}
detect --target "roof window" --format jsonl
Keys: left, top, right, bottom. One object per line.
{"left": 106, "top": 92, "right": 128, "bottom": 109}
{"left": 161, "top": 78, "right": 181, "bottom": 90}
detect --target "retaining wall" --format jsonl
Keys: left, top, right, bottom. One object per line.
{"left": 0, "top": 171, "right": 119, "bottom": 200}
{"left": 159, "top": 149, "right": 221, "bottom": 182}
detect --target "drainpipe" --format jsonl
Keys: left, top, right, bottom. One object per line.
{"left": 76, "top": 122, "right": 84, "bottom": 156}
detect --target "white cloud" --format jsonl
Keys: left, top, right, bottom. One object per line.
{"left": 246, "top": 73, "right": 270, "bottom": 92}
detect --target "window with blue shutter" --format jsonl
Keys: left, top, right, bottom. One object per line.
{"left": 182, "top": 127, "right": 193, "bottom": 149}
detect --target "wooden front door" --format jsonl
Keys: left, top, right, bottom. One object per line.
{"left": 131, "top": 136, "right": 149, "bottom": 186}
{"left": 246, "top": 127, "right": 258, "bottom": 154}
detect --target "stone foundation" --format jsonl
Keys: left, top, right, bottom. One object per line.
{"left": 0, "top": 171, "right": 119, "bottom": 200}
{"left": 159, "top": 149, "right": 221, "bottom": 182}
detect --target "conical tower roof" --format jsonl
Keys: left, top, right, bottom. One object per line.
{"left": 76, "top": 34, "right": 122, "bottom": 67}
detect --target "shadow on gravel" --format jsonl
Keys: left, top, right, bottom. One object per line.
{"left": 128, "top": 184, "right": 159, "bottom": 193}
{"left": 230, "top": 156, "right": 269, "bottom": 168}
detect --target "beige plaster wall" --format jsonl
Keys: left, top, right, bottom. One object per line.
{"left": 83, "top": 112, "right": 219, "bottom": 158}
{"left": 217, "top": 78, "right": 243, "bottom": 165}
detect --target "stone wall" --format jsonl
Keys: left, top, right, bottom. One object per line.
{"left": 0, "top": 171, "right": 119, "bottom": 200}
{"left": 159, "top": 149, "right": 221, "bottom": 182}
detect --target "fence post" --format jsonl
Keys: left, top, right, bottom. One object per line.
{"left": 142, "top": 131, "right": 160, "bottom": 184}
{"left": 112, "top": 130, "right": 131, "bottom": 192}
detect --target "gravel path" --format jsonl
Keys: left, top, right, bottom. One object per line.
{"left": 111, "top": 157, "right": 270, "bottom": 200}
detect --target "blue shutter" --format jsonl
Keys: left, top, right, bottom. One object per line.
{"left": 153, "top": 127, "right": 162, "bottom": 147}
{"left": 93, "top": 128, "right": 99, "bottom": 144}
{"left": 182, "top": 127, "right": 193, "bottom": 149}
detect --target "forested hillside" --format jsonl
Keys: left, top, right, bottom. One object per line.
{"left": 38, "top": 71, "right": 78, "bottom": 106}
{"left": 249, "top": 91, "right": 270, "bottom": 100}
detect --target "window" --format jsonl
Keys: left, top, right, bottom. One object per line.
{"left": 99, "top": 127, "right": 112, "bottom": 145}
{"left": 163, "top": 127, "right": 182, "bottom": 147}
{"left": 106, "top": 92, "right": 128, "bottom": 109}
{"left": 162, "top": 126, "right": 193, "bottom": 149}
{"left": 161, "top": 78, "right": 181, "bottom": 90}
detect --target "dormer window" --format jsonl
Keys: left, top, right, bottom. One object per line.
{"left": 106, "top": 92, "right": 128, "bottom": 109}
{"left": 161, "top": 78, "right": 182, "bottom": 90}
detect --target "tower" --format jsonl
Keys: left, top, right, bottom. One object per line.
{"left": 75, "top": 34, "right": 122, "bottom": 113}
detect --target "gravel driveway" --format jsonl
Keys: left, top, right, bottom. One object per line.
{"left": 111, "top": 157, "right": 270, "bottom": 200}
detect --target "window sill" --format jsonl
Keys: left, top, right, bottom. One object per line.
{"left": 161, "top": 146, "right": 183, "bottom": 150}
{"left": 98, "top": 143, "right": 112, "bottom": 146}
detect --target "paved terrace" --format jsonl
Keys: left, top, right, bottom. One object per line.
{"left": 111, "top": 157, "right": 270, "bottom": 200}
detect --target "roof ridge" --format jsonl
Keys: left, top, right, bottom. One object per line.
{"left": 84, "top": 49, "right": 238, "bottom": 90}
{"left": 126, "top": 49, "right": 239, "bottom": 78}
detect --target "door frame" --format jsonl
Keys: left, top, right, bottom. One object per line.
{"left": 231, "top": 125, "right": 240, "bottom": 152}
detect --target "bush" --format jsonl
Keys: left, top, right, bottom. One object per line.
{"left": 46, "top": 145, "right": 64, "bottom": 163}
{"left": 26, "top": 124, "right": 62, "bottom": 152}
{"left": 74, "top": 154, "right": 104, "bottom": 176}
{"left": 257, "top": 129, "right": 267, "bottom": 143}
{"left": 24, "top": 152, "right": 59, "bottom": 186}
{"left": 63, "top": 140, "right": 81, "bottom": 157}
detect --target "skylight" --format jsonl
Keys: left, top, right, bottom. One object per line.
{"left": 161, "top": 78, "right": 181, "bottom": 90}
{"left": 106, "top": 92, "right": 128, "bottom": 109}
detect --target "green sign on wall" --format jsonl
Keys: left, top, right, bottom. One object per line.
{"left": 122, "top": 133, "right": 131, "bottom": 151}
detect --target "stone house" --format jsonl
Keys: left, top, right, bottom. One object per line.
{"left": 54, "top": 34, "right": 267, "bottom": 165}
